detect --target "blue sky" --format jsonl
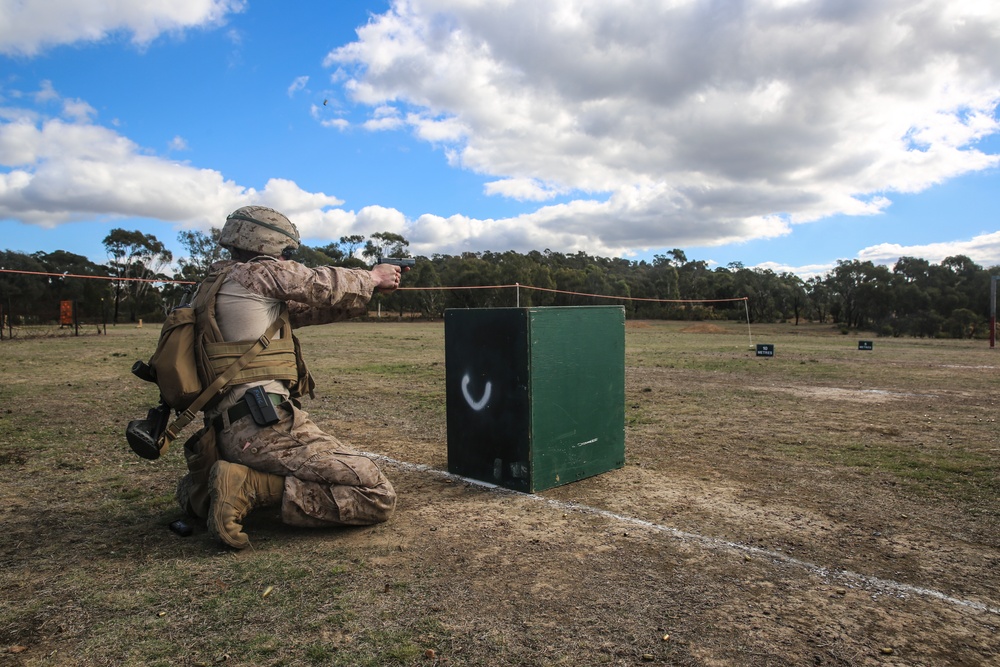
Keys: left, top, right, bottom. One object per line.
{"left": 1, "top": 0, "right": 998, "bottom": 280}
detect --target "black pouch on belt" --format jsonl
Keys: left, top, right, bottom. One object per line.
{"left": 244, "top": 385, "right": 281, "bottom": 426}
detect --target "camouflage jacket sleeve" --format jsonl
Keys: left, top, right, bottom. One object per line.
{"left": 227, "top": 258, "right": 376, "bottom": 327}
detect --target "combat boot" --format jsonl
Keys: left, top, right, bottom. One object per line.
{"left": 207, "top": 460, "right": 285, "bottom": 549}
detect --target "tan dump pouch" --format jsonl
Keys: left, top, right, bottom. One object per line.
{"left": 149, "top": 306, "right": 202, "bottom": 411}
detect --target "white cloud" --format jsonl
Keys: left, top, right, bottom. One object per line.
{"left": 752, "top": 231, "right": 1000, "bottom": 279}
{"left": 287, "top": 76, "right": 309, "bottom": 96}
{"left": 355, "top": 205, "right": 408, "bottom": 234}
{"left": 321, "top": 118, "right": 351, "bottom": 131}
{"left": 2, "top": 0, "right": 999, "bottom": 272}
{"left": 0, "top": 0, "right": 247, "bottom": 56}
{"left": 326, "top": 0, "right": 1000, "bottom": 254}
{"left": 0, "top": 105, "right": 341, "bottom": 231}
{"left": 311, "top": 102, "right": 351, "bottom": 130}
{"left": 363, "top": 116, "right": 404, "bottom": 131}
{"left": 253, "top": 178, "right": 344, "bottom": 218}
{"left": 856, "top": 231, "right": 1000, "bottom": 268}
{"left": 361, "top": 105, "right": 404, "bottom": 131}
{"left": 484, "top": 178, "right": 564, "bottom": 202}
{"left": 750, "top": 261, "right": 836, "bottom": 282}
{"left": 33, "top": 81, "right": 59, "bottom": 104}
{"left": 407, "top": 112, "right": 465, "bottom": 143}
{"left": 61, "top": 98, "right": 96, "bottom": 121}
{"left": 292, "top": 205, "right": 411, "bottom": 246}
{"left": 2, "top": 87, "right": 994, "bottom": 272}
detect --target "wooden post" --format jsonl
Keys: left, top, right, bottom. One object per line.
{"left": 990, "top": 275, "right": 997, "bottom": 349}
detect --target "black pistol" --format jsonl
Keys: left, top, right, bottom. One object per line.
{"left": 376, "top": 256, "right": 415, "bottom": 269}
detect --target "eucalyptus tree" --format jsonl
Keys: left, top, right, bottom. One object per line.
{"left": 643, "top": 255, "right": 680, "bottom": 318}
{"left": 338, "top": 234, "right": 366, "bottom": 261}
{"left": 292, "top": 244, "right": 340, "bottom": 269}
{"left": 805, "top": 276, "right": 831, "bottom": 324}
{"left": 103, "top": 229, "right": 173, "bottom": 323}
{"left": 824, "top": 260, "right": 893, "bottom": 329}
{"left": 780, "top": 272, "right": 808, "bottom": 325}
{"left": 33, "top": 250, "right": 108, "bottom": 322}
{"left": 0, "top": 250, "right": 48, "bottom": 324}
{"left": 176, "top": 228, "right": 226, "bottom": 278}
{"left": 891, "top": 256, "right": 933, "bottom": 335}
{"left": 434, "top": 253, "right": 501, "bottom": 309}
{"left": 362, "top": 232, "right": 409, "bottom": 263}
{"left": 313, "top": 236, "right": 369, "bottom": 268}
{"left": 941, "top": 255, "right": 988, "bottom": 319}
{"left": 405, "top": 257, "right": 444, "bottom": 318}
{"left": 483, "top": 250, "right": 535, "bottom": 306}
{"left": 735, "top": 268, "right": 783, "bottom": 323}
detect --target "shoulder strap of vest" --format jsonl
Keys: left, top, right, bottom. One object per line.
{"left": 192, "top": 263, "right": 236, "bottom": 341}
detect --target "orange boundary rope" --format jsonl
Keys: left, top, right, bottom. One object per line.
{"left": 1, "top": 269, "right": 748, "bottom": 304}
{"left": 398, "top": 283, "right": 748, "bottom": 304}
{"left": 0, "top": 268, "right": 196, "bottom": 285}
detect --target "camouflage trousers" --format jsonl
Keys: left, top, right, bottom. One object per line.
{"left": 217, "top": 402, "right": 396, "bottom": 527}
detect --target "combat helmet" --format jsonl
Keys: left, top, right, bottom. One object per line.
{"left": 220, "top": 206, "right": 300, "bottom": 258}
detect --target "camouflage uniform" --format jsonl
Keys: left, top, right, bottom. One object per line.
{"left": 205, "top": 257, "right": 396, "bottom": 526}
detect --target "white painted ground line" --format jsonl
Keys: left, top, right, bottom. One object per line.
{"left": 366, "top": 453, "right": 1000, "bottom": 617}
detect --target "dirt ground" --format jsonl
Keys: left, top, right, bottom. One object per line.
{"left": 1, "top": 321, "right": 998, "bottom": 666}
{"left": 324, "top": 402, "right": 998, "bottom": 665}
{"left": 297, "top": 322, "right": 1000, "bottom": 666}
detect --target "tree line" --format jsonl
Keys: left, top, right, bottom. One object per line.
{"left": 1, "top": 228, "right": 997, "bottom": 339}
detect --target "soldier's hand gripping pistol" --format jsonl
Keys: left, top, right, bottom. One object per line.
{"left": 376, "top": 257, "right": 415, "bottom": 270}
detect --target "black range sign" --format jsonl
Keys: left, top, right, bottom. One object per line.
{"left": 858, "top": 340, "right": 873, "bottom": 350}
{"left": 755, "top": 343, "right": 774, "bottom": 357}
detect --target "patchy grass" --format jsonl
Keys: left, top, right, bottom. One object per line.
{"left": 2, "top": 320, "right": 999, "bottom": 666}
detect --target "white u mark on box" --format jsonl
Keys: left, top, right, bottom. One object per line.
{"left": 461, "top": 373, "right": 492, "bottom": 411}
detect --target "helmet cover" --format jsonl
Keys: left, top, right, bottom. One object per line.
{"left": 220, "top": 206, "right": 300, "bottom": 257}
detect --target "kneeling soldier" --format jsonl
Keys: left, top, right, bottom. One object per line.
{"left": 178, "top": 206, "right": 401, "bottom": 548}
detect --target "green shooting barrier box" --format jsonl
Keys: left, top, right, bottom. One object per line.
{"left": 444, "top": 306, "right": 626, "bottom": 493}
